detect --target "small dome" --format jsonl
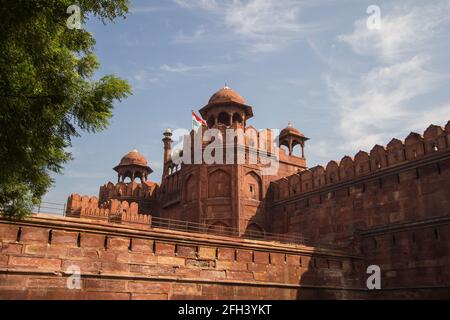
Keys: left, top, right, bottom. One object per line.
{"left": 208, "top": 86, "right": 245, "bottom": 105}
{"left": 280, "top": 123, "right": 306, "bottom": 138}
{"left": 118, "top": 149, "right": 148, "bottom": 167}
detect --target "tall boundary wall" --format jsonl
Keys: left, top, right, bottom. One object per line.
{"left": 0, "top": 214, "right": 366, "bottom": 300}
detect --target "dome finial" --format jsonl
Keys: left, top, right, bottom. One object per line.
{"left": 208, "top": 86, "right": 245, "bottom": 105}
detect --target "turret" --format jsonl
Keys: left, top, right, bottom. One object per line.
{"left": 279, "top": 123, "right": 309, "bottom": 158}
{"left": 198, "top": 86, "right": 253, "bottom": 129}
{"left": 162, "top": 128, "right": 173, "bottom": 176}
{"left": 113, "top": 149, "right": 153, "bottom": 183}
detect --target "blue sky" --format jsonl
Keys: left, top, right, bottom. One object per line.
{"left": 44, "top": 0, "right": 450, "bottom": 205}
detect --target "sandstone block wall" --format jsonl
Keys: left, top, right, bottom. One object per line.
{"left": 269, "top": 122, "right": 450, "bottom": 243}
{"left": 268, "top": 122, "right": 450, "bottom": 298}
{"left": 0, "top": 214, "right": 365, "bottom": 300}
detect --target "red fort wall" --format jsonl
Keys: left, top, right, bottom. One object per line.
{"left": 268, "top": 122, "right": 450, "bottom": 297}
{"left": 0, "top": 214, "right": 365, "bottom": 300}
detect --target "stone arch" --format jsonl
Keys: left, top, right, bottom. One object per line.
{"left": 122, "top": 170, "right": 133, "bottom": 183}
{"left": 232, "top": 112, "right": 243, "bottom": 124}
{"left": 218, "top": 112, "right": 230, "bottom": 126}
{"left": 245, "top": 126, "right": 258, "bottom": 148}
{"left": 134, "top": 171, "right": 143, "bottom": 183}
{"left": 279, "top": 144, "right": 289, "bottom": 156}
{"left": 244, "top": 223, "right": 265, "bottom": 239}
{"left": 184, "top": 174, "right": 197, "bottom": 203}
{"left": 244, "top": 171, "right": 262, "bottom": 200}
{"left": 208, "top": 169, "right": 231, "bottom": 198}
{"left": 292, "top": 144, "right": 303, "bottom": 158}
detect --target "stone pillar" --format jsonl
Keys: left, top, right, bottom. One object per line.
{"left": 288, "top": 137, "right": 293, "bottom": 156}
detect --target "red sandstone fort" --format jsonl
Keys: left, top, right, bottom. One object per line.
{"left": 1, "top": 86, "right": 450, "bottom": 299}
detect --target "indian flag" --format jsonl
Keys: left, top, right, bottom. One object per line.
{"left": 192, "top": 111, "right": 206, "bottom": 130}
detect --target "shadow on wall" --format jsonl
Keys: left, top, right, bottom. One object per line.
{"left": 296, "top": 251, "right": 368, "bottom": 300}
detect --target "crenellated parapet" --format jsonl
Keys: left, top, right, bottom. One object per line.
{"left": 65, "top": 194, "right": 150, "bottom": 225}
{"left": 66, "top": 194, "right": 109, "bottom": 219}
{"left": 270, "top": 121, "right": 450, "bottom": 202}
{"left": 103, "top": 198, "right": 150, "bottom": 225}
{"left": 99, "top": 181, "right": 157, "bottom": 203}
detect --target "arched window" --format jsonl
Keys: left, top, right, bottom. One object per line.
{"left": 232, "top": 112, "right": 242, "bottom": 124}
{"left": 218, "top": 112, "right": 230, "bottom": 126}
{"left": 208, "top": 169, "right": 231, "bottom": 198}
{"left": 244, "top": 223, "right": 265, "bottom": 239}
{"left": 244, "top": 172, "right": 262, "bottom": 200}
{"left": 123, "top": 171, "right": 132, "bottom": 183}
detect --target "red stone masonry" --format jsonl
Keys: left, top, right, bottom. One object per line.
{"left": 268, "top": 121, "right": 450, "bottom": 298}
{"left": 0, "top": 214, "right": 365, "bottom": 300}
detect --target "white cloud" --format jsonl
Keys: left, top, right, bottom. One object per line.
{"left": 327, "top": 55, "right": 446, "bottom": 150}
{"left": 174, "top": 0, "right": 218, "bottom": 11}
{"left": 131, "top": 69, "right": 161, "bottom": 90}
{"left": 224, "top": 0, "right": 305, "bottom": 37}
{"left": 160, "top": 63, "right": 227, "bottom": 73}
{"left": 174, "top": 0, "right": 316, "bottom": 53}
{"left": 338, "top": 2, "right": 450, "bottom": 63}
{"left": 326, "top": 2, "right": 450, "bottom": 154}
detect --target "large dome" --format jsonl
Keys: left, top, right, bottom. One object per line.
{"left": 208, "top": 86, "right": 245, "bottom": 105}
{"left": 117, "top": 149, "right": 148, "bottom": 167}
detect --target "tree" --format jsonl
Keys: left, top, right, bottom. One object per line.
{"left": 0, "top": 0, "right": 132, "bottom": 218}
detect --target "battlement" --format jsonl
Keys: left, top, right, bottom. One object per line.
{"left": 270, "top": 121, "right": 450, "bottom": 202}
{"left": 99, "top": 181, "right": 158, "bottom": 204}
{"left": 66, "top": 194, "right": 150, "bottom": 226}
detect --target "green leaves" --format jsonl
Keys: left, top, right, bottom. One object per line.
{"left": 0, "top": 0, "right": 131, "bottom": 218}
